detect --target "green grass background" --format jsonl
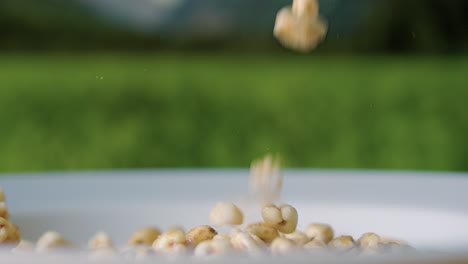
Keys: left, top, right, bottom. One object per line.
{"left": 0, "top": 54, "right": 467, "bottom": 172}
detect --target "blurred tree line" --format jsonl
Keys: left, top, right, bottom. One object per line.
{"left": 0, "top": 0, "right": 466, "bottom": 54}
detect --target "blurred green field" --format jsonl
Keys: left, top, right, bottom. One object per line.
{"left": 0, "top": 53, "right": 467, "bottom": 172}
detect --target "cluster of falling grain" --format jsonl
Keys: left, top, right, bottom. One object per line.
{"left": 274, "top": 0, "right": 328, "bottom": 52}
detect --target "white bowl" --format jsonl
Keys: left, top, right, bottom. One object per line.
{"left": 2, "top": 169, "right": 468, "bottom": 262}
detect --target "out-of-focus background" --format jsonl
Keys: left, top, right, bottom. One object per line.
{"left": 0, "top": 0, "right": 467, "bottom": 172}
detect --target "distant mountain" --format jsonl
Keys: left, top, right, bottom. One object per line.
{"left": 75, "top": 0, "right": 371, "bottom": 35}
{"left": 5, "top": 0, "right": 464, "bottom": 53}
{"left": 0, "top": 0, "right": 106, "bottom": 31}
{"left": 0, "top": 0, "right": 371, "bottom": 37}
{"left": 77, "top": 0, "right": 184, "bottom": 32}
{"left": 159, "top": 0, "right": 371, "bottom": 36}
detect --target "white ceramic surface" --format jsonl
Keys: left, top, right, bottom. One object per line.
{"left": 1, "top": 169, "right": 468, "bottom": 262}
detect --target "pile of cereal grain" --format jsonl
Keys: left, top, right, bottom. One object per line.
{"left": 0, "top": 155, "right": 410, "bottom": 261}
{"left": 0, "top": 188, "right": 21, "bottom": 244}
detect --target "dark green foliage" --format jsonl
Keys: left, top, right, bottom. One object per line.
{"left": 0, "top": 54, "right": 466, "bottom": 172}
